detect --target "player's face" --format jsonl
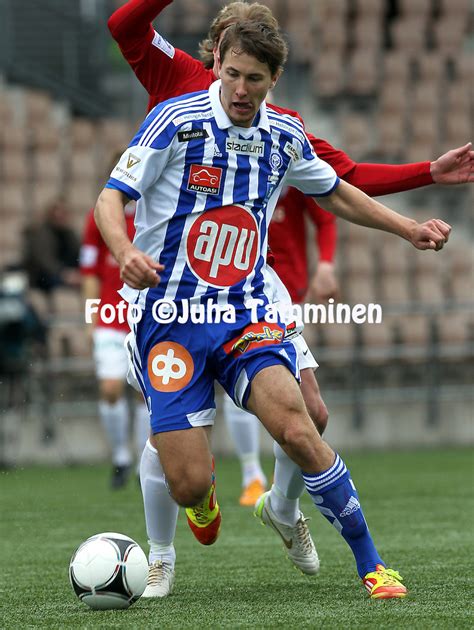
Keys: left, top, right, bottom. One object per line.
{"left": 218, "top": 49, "right": 279, "bottom": 127}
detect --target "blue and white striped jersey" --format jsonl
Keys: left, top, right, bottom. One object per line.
{"left": 107, "top": 80, "right": 339, "bottom": 310}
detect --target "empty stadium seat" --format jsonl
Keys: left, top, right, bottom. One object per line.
{"left": 340, "top": 112, "right": 373, "bottom": 159}
{"left": 312, "top": 51, "right": 345, "bottom": 98}
{"left": 346, "top": 50, "right": 380, "bottom": 97}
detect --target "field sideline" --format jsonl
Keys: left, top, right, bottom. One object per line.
{"left": 1, "top": 449, "right": 473, "bottom": 629}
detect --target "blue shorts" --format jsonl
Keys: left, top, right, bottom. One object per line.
{"left": 130, "top": 308, "right": 299, "bottom": 434}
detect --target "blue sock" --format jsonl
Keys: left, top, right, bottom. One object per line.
{"left": 302, "top": 454, "right": 384, "bottom": 578}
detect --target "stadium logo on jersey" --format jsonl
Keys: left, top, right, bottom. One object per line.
{"left": 147, "top": 342, "right": 194, "bottom": 392}
{"left": 127, "top": 153, "right": 141, "bottom": 169}
{"left": 177, "top": 129, "right": 209, "bottom": 142}
{"left": 225, "top": 139, "right": 265, "bottom": 156}
{"left": 186, "top": 205, "right": 259, "bottom": 287}
{"left": 223, "top": 322, "right": 284, "bottom": 356}
{"left": 187, "top": 164, "right": 223, "bottom": 195}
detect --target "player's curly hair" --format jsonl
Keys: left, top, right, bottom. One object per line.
{"left": 219, "top": 20, "right": 288, "bottom": 76}
{"left": 198, "top": 2, "right": 279, "bottom": 69}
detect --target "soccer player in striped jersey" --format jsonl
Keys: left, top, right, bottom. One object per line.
{"left": 95, "top": 21, "right": 451, "bottom": 599}
{"left": 107, "top": 0, "right": 474, "bottom": 595}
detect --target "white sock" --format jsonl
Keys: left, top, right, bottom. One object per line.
{"left": 270, "top": 442, "right": 304, "bottom": 526}
{"left": 140, "top": 440, "right": 178, "bottom": 567}
{"left": 98, "top": 398, "right": 131, "bottom": 466}
{"left": 223, "top": 393, "right": 266, "bottom": 487}
{"left": 134, "top": 402, "right": 150, "bottom": 463}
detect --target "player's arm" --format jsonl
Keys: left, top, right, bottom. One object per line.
{"left": 94, "top": 188, "right": 162, "bottom": 290}
{"left": 108, "top": 0, "right": 205, "bottom": 103}
{"left": 309, "top": 134, "right": 473, "bottom": 195}
{"left": 317, "top": 180, "right": 451, "bottom": 251}
{"left": 304, "top": 199, "right": 339, "bottom": 301}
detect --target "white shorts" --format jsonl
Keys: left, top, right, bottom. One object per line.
{"left": 266, "top": 266, "right": 317, "bottom": 371}
{"left": 291, "top": 333, "right": 318, "bottom": 371}
{"left": 93, "top": 327, "right": 128, "bottom": 380}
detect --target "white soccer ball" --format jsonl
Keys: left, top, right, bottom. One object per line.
{"left": 69, "top": 532, "right": 148, "bottom": 610}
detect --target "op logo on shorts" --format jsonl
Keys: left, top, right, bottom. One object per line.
{"left": 148, "top": 342, "right": 194, "bottom": 392}
{"left": 187, "top": 164, "right": 222, "bottom": 195}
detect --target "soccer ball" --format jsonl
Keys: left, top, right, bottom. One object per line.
{"left": 69, "top": 532, "right": 148, "bottom": 610}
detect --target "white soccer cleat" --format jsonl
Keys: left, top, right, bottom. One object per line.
{"left": 255, "top": 491, "right": 320, "bottom": 575}
{"left": 141, "top": 560, "right": 175, "bottom": 598}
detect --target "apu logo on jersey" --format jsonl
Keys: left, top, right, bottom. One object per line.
{"left": 127, "top": 153, "right": 141, "bottom": 169}
{"left": 223, "top": 322, "right": 284, "bottom": 356}
{"left": 186, "top": 205, "right": 259, "bottom": 287}
{"left": 187, "top": 164, "right": 222, "bottom": 195}
{"left": 147, "top": 342, "right": 194, "bottom": 392}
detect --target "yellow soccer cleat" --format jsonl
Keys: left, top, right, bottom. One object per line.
{"left": 185, "top": 459, "right": 221, "bottom": 545}
{"left": 239, "top": 479, "right": 266, "bottom": 507}
{"left": 362, "top": 564, "right": 408, "bottom": 599}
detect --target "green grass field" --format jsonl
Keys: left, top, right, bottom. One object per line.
{"left": 1, "top": 449, "right": 473, "bottom": 629}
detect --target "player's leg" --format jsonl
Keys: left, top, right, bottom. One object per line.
{"left": 258, "top": 337, "right": 326, "bottom": 573}
{"left": 98, "top": 378, "right": 131, "bottom": 488}
{"left": 153, "top": 425, "right": 222, "bottom": 545}
{"left": 222, "top": 393, "right": 267, "bottom": 506}
{"left": 93, "top": 327, "right": 132, "bottom": 488}
{"left": 140, "top": 438, "right": 178, "bottom": 598}
{"left": 248, "top": 363, "right": 407, "bottom": 598}
{"left": 133, "top": 391, "right": 150, "bottom": 468}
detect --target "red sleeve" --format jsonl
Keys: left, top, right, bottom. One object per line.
{"left": 304, "top": 199, "right": 337, "bottom": 262}
{"left": 344, "top": 162, "right": 433, "bottom": 196}
{"left": 79, "top": 209, "right": 101, "bottom": 275}
{"left": 108, "top": 0, "right": 213, "bottom": 109}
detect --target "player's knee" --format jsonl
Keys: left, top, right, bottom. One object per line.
{"left": 309, "top": 398, "right": 329, "bottom": 435}
{"left": 279, "top": 420, "right": 315, "bottom": 452}
{"left": 166, "top": 470, "right": 211, "bottom": 507}
{"left": 99, "top": 379, "right": 124, "bottom": 404}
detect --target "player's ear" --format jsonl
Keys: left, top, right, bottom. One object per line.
{"left": 270, "top": 69, "right": 283, "bottom": 90}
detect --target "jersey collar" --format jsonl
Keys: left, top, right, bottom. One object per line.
{"left": 209, "top": 80, "right": 270, "bottom": 134}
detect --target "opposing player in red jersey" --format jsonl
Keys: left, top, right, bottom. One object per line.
{"left": 80, "top": 200, "right": 150, "bottom": 489}
{"left": 107, "top": 0, "right": 474, "bottom": 596}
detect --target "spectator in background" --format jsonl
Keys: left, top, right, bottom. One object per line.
{"left": 80, "top": 195, "right": 150, "bottom": 489}
{"left": 23, "top": 198, "right": 81, "bottom": 294}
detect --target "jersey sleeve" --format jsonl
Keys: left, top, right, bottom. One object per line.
{"left": 79, "top": 209, "right": 101, "bottom": 275}
{"left": 304, "top": 200, "right": 337, "bottom": 262}
{"left": 286, "top": 134, "right": 340, "bottom": 197}
{"left": 344, "top": 161, "right": 433, "bottom": 196}
{"left": 108, "top": 0, "right": 212, "bottom": 106}
{"left": 106, "top": 115, "right": 176, "bottom": 200}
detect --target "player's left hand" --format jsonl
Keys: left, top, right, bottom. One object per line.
{"left": 409, "top": 219, "right": 451, "bottom": 251}
{"left": 306, "top": 261, "right": 340, "bottom": 303}
{"left": 430, "top": 142, "right": 474, "bottom": 185}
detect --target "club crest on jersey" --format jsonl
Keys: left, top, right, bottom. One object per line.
{"left": 223, "top": 323, "right": 284, "bottom": 356}
{"left": 187, "top": 164, "right": 223, "bottom": 195}
{"left": 270, "top": 152, "right": 283, "bottom": 170}
{"left": 186, "top": 205, "right": 259, "bottom": 287}
{"left": 127, "top": 153, "right": 141, "bottom": 169}
{"left": 225, "top": 139, "right": 265, "bottom": 156}
{"left": 177, "top": 129, "right": 209, "bottom": 142}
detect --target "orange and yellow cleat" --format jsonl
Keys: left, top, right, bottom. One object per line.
{"left": 362, "top": 564, "right": 408, "bottom": 599}
{"left": 239, "top": 479, "right": 266, "bottom": 507}
{"left": 185, "top": 459, "right": 221, "bottom": 545}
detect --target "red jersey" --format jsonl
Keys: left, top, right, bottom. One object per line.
{"left": 108, "top": 0, "right": 433, "bottom": 299}
{"left": 80, "top": 202, "right": 136, "bottom": 331}
{"left": 270, "top": 189, "right": 336, "bottom": 302}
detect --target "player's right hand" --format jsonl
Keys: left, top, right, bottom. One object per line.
{"left": 118, "top": 245, "right": 164, "bottom": 289}
{"left": 409, "top": 219, "right": 451, "bottom": 251}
